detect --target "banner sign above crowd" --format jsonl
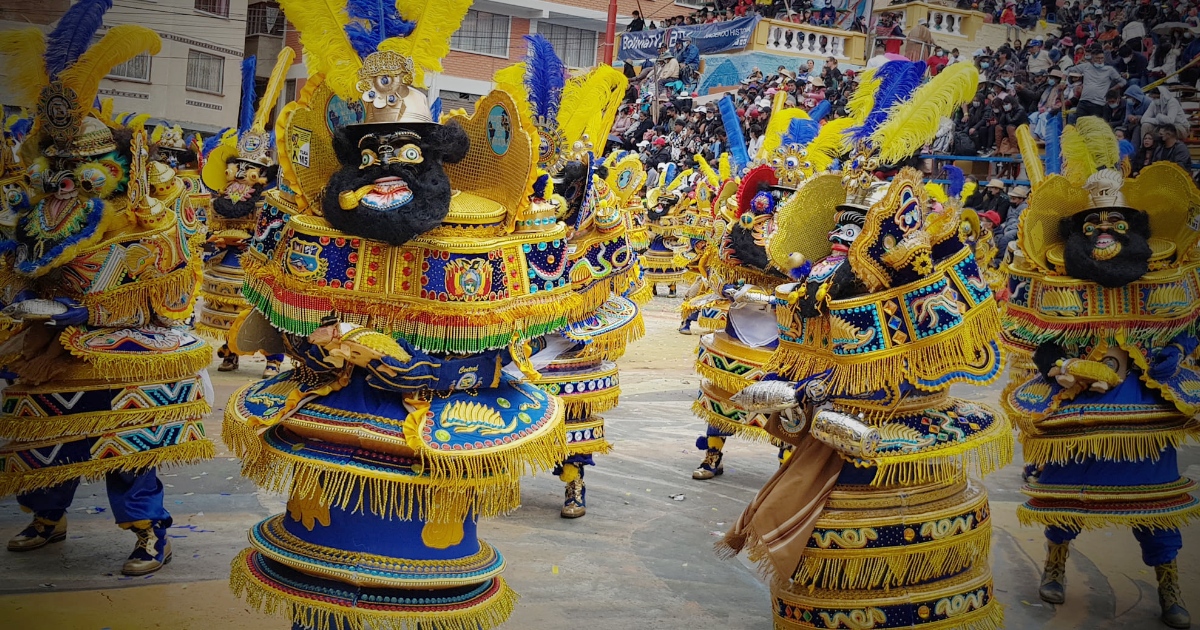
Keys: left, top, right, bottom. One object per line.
{"left": 618, "top": 16, "right": 760, "bottom": 62}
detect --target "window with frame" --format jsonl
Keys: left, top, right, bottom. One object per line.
{"left": 450, "top": 10, "right": 511, "bottom": 57}
{"left": 535, "top": 22, "right": 598, "bottom": 69}
{"left": 195, "top": 0, "right": 230, "bottom": 17}
{"left": 186, "top": 50, "right": 225, "bottom": 94}
{"left": 93, "top": 35, "right": 151, "bottom": 81}
{"left": 246, "top": 2, "right": 284, "bottom": 36}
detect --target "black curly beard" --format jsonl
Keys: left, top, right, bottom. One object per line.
{"left": 1061, "top": 229, "right": 1151, "bottom": 288}
{"left": 213, "top": 185, "right": 265, "bottom": 219}
{"left": 727, "top": 223, "right": 770, "bottom": 271}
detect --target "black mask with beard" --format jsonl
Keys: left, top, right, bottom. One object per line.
{"left": 647, "top": 198, "right": 674, "bottom": 222}
{"left": 1059, "top": 207, "right": 1151, "bottom": 288}
{"left": 152, "top": 146, "right": 199, "bottom": 170}
{"left": 556, "top": 161, "right": 609, "bottom": 227}
{"left": 324, "top": 122, "right": 469, "bottom": 246}
{"left": 212, "top": 160, "right": 276, "bottom": 219}
{"left": 726, "top": 183, "right": 775, "bottom": 271}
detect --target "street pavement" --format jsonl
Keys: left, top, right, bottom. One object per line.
{"left": 0, "top": 296, "right": 1196, "bottom": 629}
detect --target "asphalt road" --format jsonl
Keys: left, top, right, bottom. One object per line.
{"left": 0, "top": 296, "right": 1196, "bottom": 629}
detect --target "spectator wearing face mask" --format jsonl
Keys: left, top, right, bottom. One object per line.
{"left": 1152, "top": 123, "right": 1192, "bottom": 170}
{"left": 928, "top": 47, "right": 950, "bottom": 75}
{"left": 1141, "top": 86, "right": 1190, "bottom": 140}
{"left": 1100, "top": 89, "right": 1126, "bottom": 128}
{"left": 1026, "top": 39, "right": 1053, "bottom": 74}
{"left": 1123, "top": 84, "right": 1151, "bottom": 138}
{"left": 976, "top": 179, "right": 1013, "bottom": 224}
{"left": 1150, "top": 39, "right": 1181, "bottom": 85}
{"left": 1031, "top": 69, "right": 1065, "bottom": 140}
{"left": 996, "top": 185, "right": 1029, "bottom": 257}
{"left": 1114, "top": 44, "right": 1148, "bottom": 88}
{"left": 1066, "top": 45, "right": 1125, "bottom": 122}
{"left": 964, "top": 93, "right": 996, "bottom": 155}
{"left": 991, "top": 96, "right": 1026, "bottom": 157}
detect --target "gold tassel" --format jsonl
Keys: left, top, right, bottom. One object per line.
{"left": 230, "top": 548, "right": 519, "bottom": 630}
{"left": 0, "top": 439, "right": 214, "bottom": 497}
{"left": 1018, "top": 424, "right": 1200, "bottom": 466}
{"left": 59, "top": 325, "right": 212, "bottom": 383}
{"left": 1017, "top": 501, "right": 1200, "bottom": 532}
{"left": 868, "top": 413, "right": 1014, "bottom": 487}
{"left": 795, "top": 524, "right": 992, "bottom": 590}
{"left": 691, "top": 398, "right": 777, "bottom": 444}
{"left": 0, "top": 400, "right": 210, "bottom": 442}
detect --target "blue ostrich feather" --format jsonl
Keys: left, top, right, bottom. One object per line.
{"left": 345, "top": 0, "right": 416, "bottom": 57}
{"left": 533, "top": 173, "right": 549, "bottom": 199}
{"left": 44, "top": 0, "right": 112, "bottom": 79}
{"left": 430, "top": 97, "right": 442, "bottom": 122}
{"left": 202, "top": 127, "right": 229, "bottom": 157}
{"left": 9, "top": 118, "right": 32, "bottom": 141}
{"left": 662, "top": 163, "right": 677, "bottom": 186}
{"left": 719, "top": 95, "right": 749, "bottom": 172}
{"left": 945, "top": 165, "right": 964, "bottom": 198}
{"left": 239, "top": 56, "right": 257, "bottom": 134}
{"left": 782, "top": 118, "right": 819, "bottom": 147}
{"left": 523, "top": 35, "right": 566, "bottom": 121}
{"left": 853, "top": 60, "right": 926, "bottom": 144}
{"left": 1044, "top": 112, "right": 1063, "bottom": 175}
{"left": 1118, "top": 138, "right": 1135, "bottom": 161}
{"left": 808, "top": 100, "right": 831, "bottom": 123}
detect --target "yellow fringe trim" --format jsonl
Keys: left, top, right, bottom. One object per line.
{"left": 768, "top": 303, "right": 1005, "bottom": 394}
{"left": 0, "top": 439, "right": 215, "bottom": 497}
{"left": 773, "top": 589, "right": 1004, "bottom": 630}
{"left": 0, "top": 400, "right": 211, "bottom": 442}
{"left": 566, "top": 438, "right": 613, "bottom": 457}
{"left": 222, "top": 405, "right": 564, "bottom": 524}
{"left": 710, "top": 258, "right": 784, "bottom": 290}
{"left": 59, "top": 327, "right": 213, "bottom": 382}
{"left": 628, "top": 280, "right": 655, "bottom": 306}
{"left": 1016, "top": 501, "right": 1200, "bottom": 532}
{"left": 76, "top": 263, "right": 201, "bottom": 327}
{"left": 691, "top": 399, "right": 775, "bottom": 444}
{"left": 794, "top": 522, "right": 992, "bottom": 590}
{"left": 694, "top": 361, "right": 757, "bottom": 396}
{"left": 230, "top": 549, "right": 519, "bottom": 630}
{"left": 866, "top": 412, "right": 1015, "bottom": 486}
{"left": 569, "top": 313, "right": 645, "bottom": 362}
{"left": 193, "top": 320, "right": 235, "bottom": 341}
{"left": 1018, "top": 423, "right": 1200, "bottom": 466}
{"left": 561, "top": 392, "right": 620, "bottom": 419}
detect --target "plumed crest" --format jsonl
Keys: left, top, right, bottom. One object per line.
{"left": 523, "top": 35, "right": 567, "bottom": 121}
{"left": 532, "top": 172, "right": 551, "bottom": 199}
{"left": 1060, "top": 124, "right": 1097, "bottom": 186}
{"left": 660, "top": 163, "right": 678, "bottom": 189}
{"left": 276, "top": 0, "right": 358, "bottom": 98}
{"left": 1074, "top": 115, "right": 1120, "bottom": 170}
{"left": 667, "top": 167, "right": 692, "bottom": 192}
{"left": 760, "top": 108, "right": 809, "bottom": 161}
{"left": 925, "top": 181, "right": 948, "bottom": 204}
{"left": 719, "top": 95, "right": 749, "bottom": 173}
{"left": 1118, "top": 138, "right": 1135, "bottom": 161}
{"left": 59, "top": 25, "right": 161, "bottom": 121}
{"left": 808, "top": 100, "right": 832, "bottom": 123}
{"left": 962, "top": 180, "right": 976, "bottom": 201}
{"left": 871, "top": 62, "right": 976, "bottom": 163}
{"left": 0, "top": 30, "right": 49, "bottom": 109}
{"left": 493, "top": 62, "right": 530, "bottom": 122}
{"left": 1044, "top": 112, "right": 1063, "bottom": 176}
{"left": 945, "top": 164, "right": 964, "bottom": 198}
{"left": 203, "top": 127, "right": 237, "bottom": 158}
{"left": 696, "top": 154, "right": 719, "bottom": 188}
{"left": 559, "top": 64, "right": 627, "bottom": 149}
{"left": 381, "top": 0, "right": 473, "bottom": 87}
{"left": 430, "top": 96, "right": 442, "bottom": 122}
{"left": 718, "top": 153, "right": 731, "bottom": 181}
{"left": 201, "top": 128, "right": 228, "bottom": 156}
{"left": 239, "top": 56, "right": 257, "bottom": 134}
{"left": 854, "top": 60, "right": 925, "bottom": 145}
{"left": 806, "top": 117, "right": 854, "bottom": 172}
{"left": 845, "top": 66, "right": 879, "bottom": 125}
{"left": 251, "top": 47, "right": 296, "bottom": 133}
{"left": 781, "top": 117, "right": 820, "bottom": 147}
{"left": 345, "top": 0, "right": 416, "bottom": 57}
{"left": 1015, "top": 124, "right": 1044, "bottom": 187}
{"left": 44, "top": 0, "right": 111, "bottom": 79}
{"left": 8, "top": 117, "right": 32, "bottom": 141}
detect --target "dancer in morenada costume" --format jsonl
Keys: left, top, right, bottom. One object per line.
{"left": 1002, "top": 116, "right": 1200, "bottom": 629}
{"left": 0, "top": 0, "right": 213, "bottom": 576}
{"left": 219, "top": 2, "right": 582, "bottom": 628}
{"left": 688, "top": 97, "right": 841, "bottom": 481}
{"left": 677, "top": 154, "right": 727, "bottom": 335}
{"left": 641, "top": 164, "right": 693, "bottom": 297}
{"left": 614, "top": 152, "right": 652, "bottom": 256}
{"left": 727, "top": 62, "right": 1011, "bottom": 630}
{"left": 494, "top": 38, "right": 649, "bottom": 518}
{"left": 198, "top": 51, "right": 293, "bottom": 378}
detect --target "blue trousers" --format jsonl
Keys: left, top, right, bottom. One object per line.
{"left": 17, "top": 468, "right": 171, "bottom": 527}
{"left": 1046, "top": 525, "right": 1182, "bottom": 566}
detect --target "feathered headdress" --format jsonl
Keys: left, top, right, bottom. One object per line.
{"left": 719, "top": 95, "right": 750, "bottom": 174}
{"left": 277, "top": 0, "right": 471, "bottom": 125}
{"left": 0, "top": 0, "right": 161, "bottom": 155}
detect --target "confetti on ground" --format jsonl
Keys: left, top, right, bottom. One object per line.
{"left": 551, "top": 565, "right": 559, "bottom": 575}
{"left": 670, "top": 494, "right": 686, "bottom": 501}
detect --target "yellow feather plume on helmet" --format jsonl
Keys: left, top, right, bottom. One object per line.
{"left": 0, "top": 30, "right": 48, "bottom": 109}
{"left": 559, "top": 65, "right": 628, "bottom": 151}
{"left": 696, "top": 155, "right": 720, "bottom": 189}
{"left": 1015, "top": 124, "right": 1044, "bottom": 187}
{"left": 871, "top": 63, "right": 979, "bottom": 164}
{"left": 759, "top": 108, "right": 810, "bottom": 162}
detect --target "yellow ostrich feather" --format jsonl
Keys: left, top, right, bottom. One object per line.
{"left": 719, "top": 153, "right": 731, "bottom": 181}
{"left": 845, "top": 67, "right": 879, "bottom": 124}
{"left": 807, "top": 117, "right": 856, "bottom": 171}
{"left": 0, "top": 29, "right": 48, "bottom": 109}
{"left": 382, "top": 0, "right": 474, "bottom": 87}
{"left": 696, "top": 155, "right": 720, "bottom": 188}
{"left": 1074, "top": 116, "right": 1120, "bottom": 169}
{"left": 97, "top": 99, "right": 115, "bottom": 125}
{"left": 667, "top": 168, "right": 693, "bottom": 192}
{"left": 925, "top": 181, "right": 949, "bottom": 204}
{"left": 59, "top": 26, "right": 161, "bottom": 119}
{"left": 276, "top": 0, "right": 357, "bottom": 98}
{"left": 1015, "top": 124, "right": 1044, "bottom": 187}
{"left": 1060, "top": 124, "right": 1097, "bottom": 186}
{"left": 559, "top": 65, "right": 628, "bottom": 150}
{"left": 123, "top": 113, "right": 150, "bottom": 131}
{"left": 962, "top": 181, "right": 977, "bottom": 202}
{"left": 759, "top": 108, "right": 810, "bottom": 162}
{"left": 251, "top": 47, "right": 296, "bottom": 133}
{"left": 492, "top": 63, "right": 530, "bottom": 122}
{"left": 872, "top": 63, "right": 979, "bottom": 164}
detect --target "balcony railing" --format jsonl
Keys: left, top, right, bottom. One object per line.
{"left": 873, "top": 2, "right": 983, "bottom": 41}
{"left": 246, "top": 2, "right": 284, "bottom": 37}
{"left": 747, "top": 19, "right": 867, "bottom": 65}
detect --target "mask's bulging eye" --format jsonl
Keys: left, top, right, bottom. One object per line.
{"left": 361, "top": 149, "right": 379, "bottom": 169}
{"left": 398, "top": 144, "right": 423, "bottom": 164}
